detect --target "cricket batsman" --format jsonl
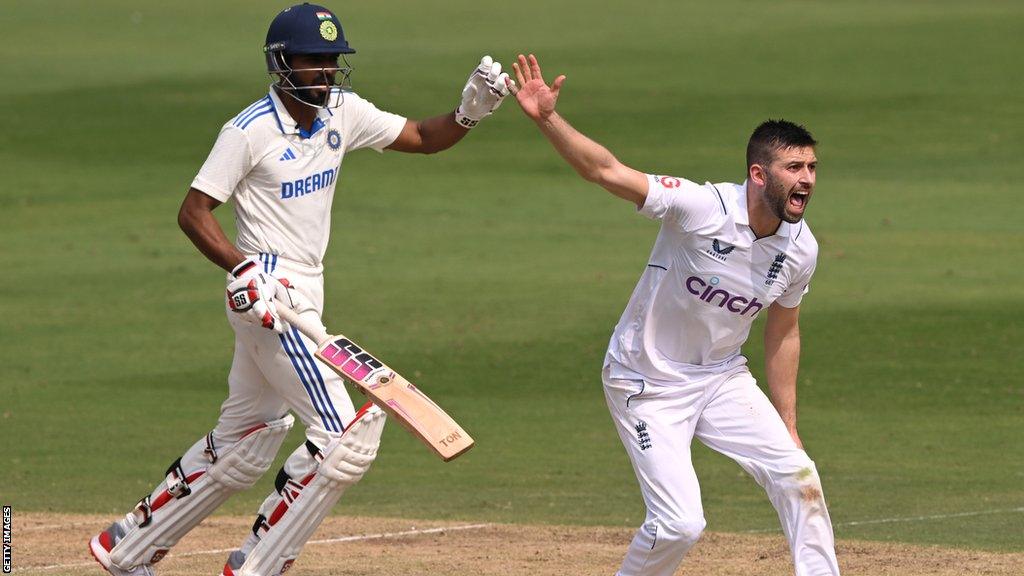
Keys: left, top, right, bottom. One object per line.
{"left": 88, "top": 5, "right": 511, "bottom": 575}
{"left": 508, "top": 54, "right": 841, "bottom": 575}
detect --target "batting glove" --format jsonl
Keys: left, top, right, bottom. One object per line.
{"left": 455, "top": 55, "right": 513, "bottom": 129}
{"left": 226, "top": 273, "right": 285, "bottom": 333}
{"left": 273, "top": 276, "right": 317, "bottom": 318}
{"left": 229, "top": 257, "right": 263, "bottom": 282}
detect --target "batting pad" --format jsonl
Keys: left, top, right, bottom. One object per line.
{"left": 109, "top": 414, "right": 294, "bottom": 569}
{"left": 238, "top": 405, "right": 385, "bottom": 576}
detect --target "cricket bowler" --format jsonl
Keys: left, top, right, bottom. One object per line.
{"left": 508, "top": 54, "right": 841, "bottom": 575}
{"left": 88, "top": 5, "right": 511, "bottom": 575}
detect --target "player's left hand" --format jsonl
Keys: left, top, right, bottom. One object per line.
{"left": 226, "top": 273, "right": 286, "bottom": 333}
{"left": 455, "top": 55, "right": 513, "bottom": 129}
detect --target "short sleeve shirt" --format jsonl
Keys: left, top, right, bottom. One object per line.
{"left": 605, "top": 175, "right": 818, "bottom": 382}
{"left": 191, "top": 88, "right": 406, "bottom": 269}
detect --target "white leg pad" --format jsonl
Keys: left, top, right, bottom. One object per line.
{"left": 109, "top": 414, "right": 294, "bottom": 569}
{"left": 238, "top": 406, "right": 385, "bottom": 576}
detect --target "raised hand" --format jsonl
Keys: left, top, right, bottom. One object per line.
{"left": 509, "top": 54, "right": 565, "bottom": 122}
{"left": 455, "top": 55, "right": 512, "bottom": 129}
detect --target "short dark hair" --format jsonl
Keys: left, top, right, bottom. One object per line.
{"left": 746, "top": 119, "right": 817, "bottom": 169}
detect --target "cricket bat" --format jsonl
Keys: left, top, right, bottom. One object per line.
{"left": 274, "top": 302, "right": 474, "bottom": 462}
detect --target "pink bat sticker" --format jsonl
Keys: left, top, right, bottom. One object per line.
{"left": 320, "top": 338, "right": 384, "bottom": 382}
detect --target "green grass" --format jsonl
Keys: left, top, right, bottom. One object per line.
{"left": 1, "top": 0, "right": 1022, "bottom": 553}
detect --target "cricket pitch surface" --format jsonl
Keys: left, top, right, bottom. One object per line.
{"left": 11, "top": 513, "right": 1022, "bottom": 575}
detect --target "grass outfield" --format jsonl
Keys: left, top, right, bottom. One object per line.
{"left": 1, "top": 0, "right": 1021, "bottom": 555}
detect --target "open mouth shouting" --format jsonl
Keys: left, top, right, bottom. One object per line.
{"left": 789, "top": 189, "right": 811, "bottom": 213}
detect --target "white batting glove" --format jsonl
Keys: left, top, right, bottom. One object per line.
{"left": 272, "top": 277, "right": 317, "bottom": 318}
{"left": 226, "top": 273, "right": 285, "bottom": 333}
{"left": 455, "top": 55, "right": 513, "bottom": 129}
{"left": 229, "top": 257, "right": 263, "bottom": 282}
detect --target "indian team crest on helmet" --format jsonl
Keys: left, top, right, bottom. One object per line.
{"left": 327, "top": 129, "right": 342, "bottom": 151}
{"left": 316, "top": 11, "right": 338, "bottom": 41}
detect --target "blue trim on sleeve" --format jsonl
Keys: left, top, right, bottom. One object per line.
{"left": 233, "top": 97, "right": 272, "bottom": 128}
{"left": 238, "top": 108, "right": 273, "bottom": 129}
{"left": 233, "top": 97, "right": 270, "bottom": 125}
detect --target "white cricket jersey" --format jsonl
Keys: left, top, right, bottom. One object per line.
{"left": 191, "top": 88, "right": 406, "bottom": 271}
{"left": 605, "top": 175, "right": 818, "bottom": 382}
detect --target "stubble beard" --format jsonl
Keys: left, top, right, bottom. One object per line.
{"left": 306, "top": 92, "right": 329, "bottom": 107}
{"left": 283, "top": 71, "right": 332, "bottom": 108}
{"left": 292, "top": 83, "right": 330, "bottom": 107}
{"left": 763, "top": 171, "right": 804, "bottom": 224}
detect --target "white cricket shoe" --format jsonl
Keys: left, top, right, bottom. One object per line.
{"left": 89, "top": 522, "right": 157, "bottom": 576}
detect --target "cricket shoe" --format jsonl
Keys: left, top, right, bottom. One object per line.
{"left": 220, "top": 549, "right": 246, "bottom": 576}
{"left": 89, "top": 522, "right": 157, "bottom": 576}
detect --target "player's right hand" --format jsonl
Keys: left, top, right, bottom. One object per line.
{"left": 226, "top": 273, "right": 285, "bottom": 333}
{"left": 455, "top": 55, "right": 512, "bottom": 129}
{"left": 510, "top": 53, "right": 565, "bottom": 122}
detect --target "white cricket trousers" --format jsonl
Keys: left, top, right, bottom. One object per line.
{"left": 215, "top": 254, "right": 364, "bottom": 556}
{"left": 603, "top": 365, "right": 840, "bottom": 576}
{"left": 217, "top": 254, "right": 361, "bottom": 526}
{"left": 217, "top": 255, "right": 356, "bottom": 447}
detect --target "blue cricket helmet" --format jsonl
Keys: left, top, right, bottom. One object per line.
{"left": 263, "top": 3, "right": 355, "bottom": 108}
{"left": 264, "top": 3, "right": 355, "bottom": 66}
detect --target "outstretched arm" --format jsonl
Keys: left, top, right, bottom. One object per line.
{"left": 387, "top": 56, "right": 511, "bottom": 154}
{"left": 386, "top": 114, "right": 469, "bottom": 154}
{"left": 509, "top": 54, "right": 648, "bottom": 207}
{"left": 764, "top": 302, "right": 803, "bottom": 448}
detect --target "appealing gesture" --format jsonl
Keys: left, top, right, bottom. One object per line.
{"left": 509, "top": 54, "right": 566, "bottom": 121}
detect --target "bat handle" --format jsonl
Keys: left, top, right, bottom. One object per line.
{"left": 274, "top": 298, "right": 331, "bottom": 346}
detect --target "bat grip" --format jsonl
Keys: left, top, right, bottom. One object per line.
{"left": 275, "top": 298, "right": 330, "bottom": 346}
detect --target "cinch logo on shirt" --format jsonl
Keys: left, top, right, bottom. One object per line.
{"left": 685, "top": 276, "right": 764, "bottom": 316}
{"left": 281, "top": 168, "right": 336, "bottom": 199}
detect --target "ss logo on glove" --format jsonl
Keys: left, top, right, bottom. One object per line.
{"left": 226, "top": 273, "right": 286, "bottom": 333}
